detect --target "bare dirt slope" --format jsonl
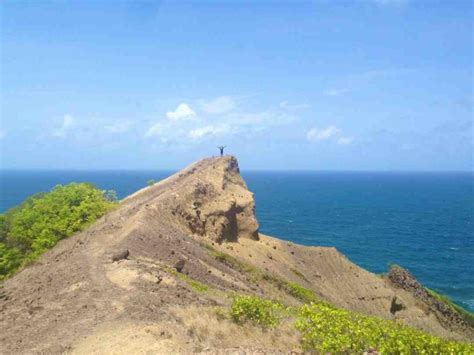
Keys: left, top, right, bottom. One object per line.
{"left": 0, "top": 156, "right": 472, "bottom": 353}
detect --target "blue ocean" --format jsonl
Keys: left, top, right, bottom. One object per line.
{"left": 1, "top": 170, "right": 473, "bottom": 312}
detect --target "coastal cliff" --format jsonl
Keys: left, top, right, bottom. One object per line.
{"left": 0, "top": 156, "right": 472, "bottom": 353}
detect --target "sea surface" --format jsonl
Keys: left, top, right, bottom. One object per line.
{"left": 1, "top": 170, "right": 473, "bottom": 312}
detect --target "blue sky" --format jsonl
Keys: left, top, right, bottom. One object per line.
{"left": 1, "top": 0, "right": 472, "bottom": 171}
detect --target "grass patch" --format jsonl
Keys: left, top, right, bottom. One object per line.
{"left": 164, "top": 267, "right": 209, "bottom": 292}
{"left": 427, "top": 288, "right": 474, "bottom": 328}
{"left": 202, "top": 243, "right": 320, "bottom": 304}
{"left": 229, "top": 295, "right": 285, "bottom": 328}
{"left": 213, "top": 250, "right": 263, "bottom": 284}
{"left": 187, "top": 278, "right": 209, "bottom": 292}
{"left": 282, "top": 281, "right": 319, "bottom": 304}
{"left": 199, "top": 241, "right": 216, "bottom": 252}
{"left": 200, "top": 242, "right": 261, "bottom": 281}
{"left": 261, "top": 272, "right": 320, "bottom": 304}
{"left": 212, "top": 250, "right": 258, "bottom": 274}
{"left": 290, "top": 267, "right": 308, "bottom": 281}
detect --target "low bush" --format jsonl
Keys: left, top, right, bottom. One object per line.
{"left": 230, "top": 295, "right": 285, "bottom": 328}
{"left": 0, "top": 183, "right": 117, "bottom": 279}
{"left": 296, "top": 303, "right": 474, "bottom": 354}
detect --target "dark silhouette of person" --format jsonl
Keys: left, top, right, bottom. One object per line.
{"left": 218, "top": 146, "right": 226, "bottom": 157}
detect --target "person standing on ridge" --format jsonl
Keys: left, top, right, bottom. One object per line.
{"left": 218, "top": 146, "right": 226, "bottom": 157}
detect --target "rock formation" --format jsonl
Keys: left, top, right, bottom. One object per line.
{"left": 388, "top": 265, "right": 470, "bottom": 330}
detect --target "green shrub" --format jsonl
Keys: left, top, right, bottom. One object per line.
{"left": 296, "top": 303, "right": 474, "bottom": 354}
{"left": 230, "top": 295, "right": 285, "bottom": 328}
{"left": 0, "top": 183, "right": 117, "bottom": 279}
{"left": 147, "top": 179, "right": 156, "bottom": 186}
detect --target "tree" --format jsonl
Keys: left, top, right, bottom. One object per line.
{"left": 0, "top": 183, "right": 117, "bottom": 279}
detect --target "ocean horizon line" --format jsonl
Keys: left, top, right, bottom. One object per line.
{"left": 1, "top": 168, "right": 473, "bottom": 174}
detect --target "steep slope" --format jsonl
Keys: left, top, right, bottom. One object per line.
{"left": 0, "top": 156, "right": 472, "bottom": 353}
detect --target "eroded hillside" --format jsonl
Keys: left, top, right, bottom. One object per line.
{"left": 0, "top": 156, "right": 472, "bottom": 353}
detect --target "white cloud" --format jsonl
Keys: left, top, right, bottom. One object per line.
{"left": 189, "top": 125, "right": 230, "bottom": 140}
{"left": 144, "top": 121, "right": 166, "bottom": 138}
{"left": 144, "top": 98, "right": 297, "bottom": 145}
{"left": 279, "top": 101, "right": 311, "bottom": 110}
{"left": 307, "top": 126, "right": 340, "bottom": 142}
{"left": 52, "top": 114, "right": 74, "bottom": 137}
{"left": 105, "top": 120, "right": 133, "bottom": 134}
{"left": 166, "top": 103, "right": 196, "bottom": 121}
{"left": 324, "top": 89, "right": 347, "bottom": 97}
{"left": 337, "top": 136, "right": 354, "bottom": 145}
{"left": 201, "top": 96, "right": 236, "bottom": 114}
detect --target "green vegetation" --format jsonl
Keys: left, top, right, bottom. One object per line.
{"left": 204, "top": 243, "right": 320, "bottom": 303}
{"left": 0, "top": 183, "right": 117, "bottom": 280}
{"left": 187, "top": 278, "right": 209, "bottom": 292}
{"left": 228, "top": 294, "right": 474, "bottom": 353}
{"left": 211, "top": 249, "right": 258, "bottom": 274}
{"left": 230, "top": 295, "right": 285, "bottom": 328}
{"left": 147, "top": 179, "right": 157, "bottom": 186}
{"left": 165, "top": 267, "right": 209, "bottom": 292}
{"left": 261, "top": 272, "right": 319, "bottom": 303}
{"left": 427, "top": 288, "right": 474, "bottom": 328}
{"left": 296, "top": 303, "right": 474, "bottom": 354}
{"left": 281, "top": 281, "right": 319, "bottom": 304}
{"left": 290, "top": 267, "right": 307, "bottom": 281}
{"left": 200, "top": 242, "right": 261, "bottom": 282}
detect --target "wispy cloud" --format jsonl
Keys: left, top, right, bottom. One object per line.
{"left": 307, "top": 126, "right": 354, "bottom": 145}
{"left": 337, "top": 136, "right": 354, "bottom": 145}
{"left": 189, "top": 124, "right": 230, "bottom": 140}
{"left": 307, "top": 126, "right": 340, "bottom": 142}
{"left": 201, "top": 96, "right": 236, "bottom": 114}
{"left": 324, "top": 89, "right": 347, "bottom": 97}
{"left": 144, "top": 121, "right": 166, "bottom": 139}
{"left": 166, "top": 103, "right": 196, "bottom": 121}
{"left": 52, "top": 114, "right": 74, "bottom": 138}
{"left": 326, "top": 68, "right": 416, "bottom": 96}
{"left": 104, "top": 120, "right": 133, "bottom": 134}
{"left": 279, "top": 101, "right": 311, "bottom": 110}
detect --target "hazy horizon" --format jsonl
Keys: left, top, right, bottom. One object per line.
{"left": 1, "top": 166, "right": 473, "bottom": 173}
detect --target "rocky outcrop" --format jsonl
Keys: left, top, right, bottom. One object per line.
{"left": 388, "top": 265, "right": 469, "bottom": 331}
{"left": 166, "top": 156, "right": 259, "bottom": 243}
